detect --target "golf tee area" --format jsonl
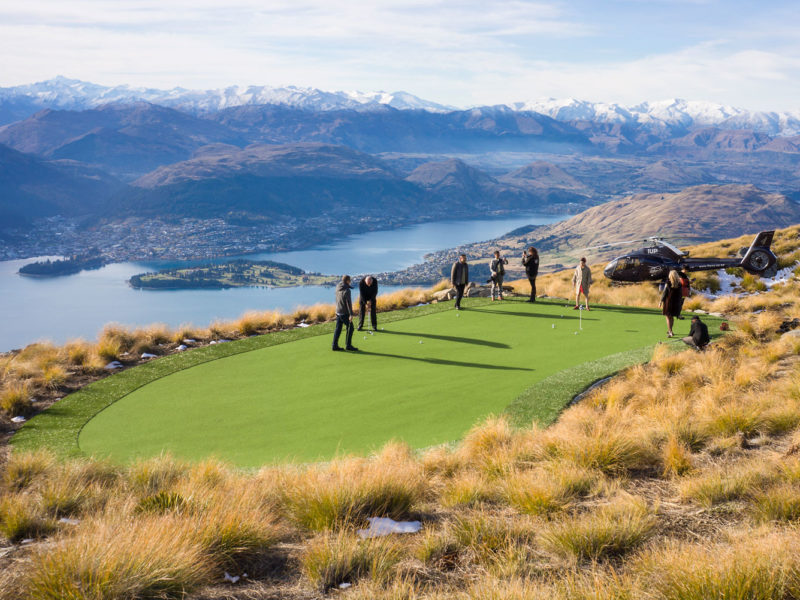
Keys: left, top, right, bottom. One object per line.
{"left": 13, "top": 297, "right": 720, "bottom": 467}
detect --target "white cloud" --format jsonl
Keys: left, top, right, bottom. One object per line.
{"left": 1, "top": 0, "right": 799, "bottom": 111}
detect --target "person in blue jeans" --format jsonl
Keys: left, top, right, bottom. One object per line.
{"left": 332, "top": 275, "right": 358, "bottom": 351}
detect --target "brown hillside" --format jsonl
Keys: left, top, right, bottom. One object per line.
{"left": 486, "top": 184, "right": 800, "bottom": 270}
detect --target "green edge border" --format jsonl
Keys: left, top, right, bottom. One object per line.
{"left": 11, "top": 298, "right": 722, "bottom": 460}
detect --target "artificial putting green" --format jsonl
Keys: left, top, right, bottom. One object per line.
{"left": 70, "top": 297, "right": 712, "bottom": 467}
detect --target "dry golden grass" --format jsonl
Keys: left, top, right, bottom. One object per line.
{"left": 301, "top": 529, "right": 405, "bottom": 592}
{"left": 282, "top": 455, "right": 425, "bottom": 531}
{"left": 541, "top": 496, "right": 656, "bottom": 562}
{"left": 26, "top": 516, "right": 213, "bottom": 600}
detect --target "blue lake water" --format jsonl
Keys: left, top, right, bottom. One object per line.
{"left": 0, "top": 213, "right": 565, "bottom": 351}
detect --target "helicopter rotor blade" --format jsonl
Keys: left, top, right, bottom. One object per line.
{"left": 577, "top": 234, "right": 710, "bottom": 253}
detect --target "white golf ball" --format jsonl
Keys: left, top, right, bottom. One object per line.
{"left": 419, "top": 340, "right": 423, "bottom": 344}
{"left": 574, "top": 331, "right": 578, "bottom": 335}
{"left": 552, "top": 324, "right": 555, "bottom": 328}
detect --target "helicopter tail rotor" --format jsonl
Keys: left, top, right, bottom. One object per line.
{"left": 740, "top": 231, "right": 777, "bottom": 277}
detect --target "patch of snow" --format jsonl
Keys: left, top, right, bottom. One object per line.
{"left": 296, "top": 322, "right": 310, "bottom": 328}
{"left": 182, "top": 338, "right": 196, "bottom": 344}
{"left": 58, "top": 517, "right": 80, "bottom": 525}
{"left": 104, "top": 361, "right": 124, "bottom": 370}
{"left": 176, "top": 344, "right": 188, "bottom": 351}
{"left": 339, "top": 582, "right": 352, "bottom": 589}
{"left": 141, "top": 352, "right": 157, "bottom": 359}
{"left": 357, "top": 517, "right": 422, "bottom": 539}
{"left": 11, "top": 416, "right": 26, "bottom": 423}
{"left": 223, "top": 572, "right": 240, "bottom": 584}
{"left": 761, "top": 264, "right": 797, "bottom": 288}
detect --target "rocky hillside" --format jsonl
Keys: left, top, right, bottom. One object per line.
{"left": 382, "top": 184, "right": 800, "bottom": 283}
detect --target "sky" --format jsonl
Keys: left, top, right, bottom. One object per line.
{"left": 1, "top": 0, "right": 799, "bottom": 111}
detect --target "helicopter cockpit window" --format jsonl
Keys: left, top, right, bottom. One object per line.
{"left": 614, "top": 258, "right": 640, "bottom": 273}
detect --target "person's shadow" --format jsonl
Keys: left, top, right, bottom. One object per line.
{"left": 379, "top": 330, "right": 510, "bottom": 349}
{"left": 358, "top": 350, "right": 533, "bottom": 371}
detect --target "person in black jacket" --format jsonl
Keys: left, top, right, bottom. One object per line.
{"left": 682, "top": 315, "right": 710, "bottom": 350}
{"left": 660, "top": 269, "right": 683, "bottom": 337}
{"left": 522, "top": 247, "right": 539, "bottom": 302}
{"left": 450, "top": 254, "right": 469, "bottom": 310}
{"left": 332, "top": 275, "right": 358, "bottom": 351}
{"left": 357, "top": 275, "right": 378, "bottom": 331}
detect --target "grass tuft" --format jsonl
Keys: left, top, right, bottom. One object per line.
{"left": 301, "top": 529, "right": 404, "bottom": 592}
{"left": 0, "top": 494, "right": 56, "bottom": 543}
{"left": 26, "top": 516, "right": 212, "bottom": 600}
{"left": 542, "top": 498, "right": 656, "bottom": 561}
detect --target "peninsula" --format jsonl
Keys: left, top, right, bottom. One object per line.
{"left": 128, "top": 259, "right": 337, "bottom": 289}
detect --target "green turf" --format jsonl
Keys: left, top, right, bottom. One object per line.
{"left": 64, "top": 298, "right": 716, "bottom": 467}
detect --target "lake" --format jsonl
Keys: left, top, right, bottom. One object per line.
{"left": 0, "top": 213, "right": 565, "bottom": 351}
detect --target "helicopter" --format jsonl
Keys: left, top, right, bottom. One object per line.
{"left": 602, "top": 230, "right": 778, "bottom": 283}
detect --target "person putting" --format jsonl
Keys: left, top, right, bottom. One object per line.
{"left": 451, "top": 254, "right": 469, "bottom": 310}
{"left": 332, "top": 275, "right": 358, "bottom": 351}
{"left": 572, "top": 257, "right": 592, "bottom": 310}
{"left": 522, "top": 246, "right": 539, "bottom": 302}
{"left": 489, "top": 250, "right": 508, "bottom": 301}
{"left": 682, "top": 314, "right": 710, "bottom": 351}
{"left": 357, "top": 275, "right": 378, "bottom": 331}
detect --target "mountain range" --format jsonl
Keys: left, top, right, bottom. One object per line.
{"left": 3, "top": 77, "right": 800, "bottom": 136}
{"left": 1, "top": 77, "right": 799, "bottom": 260}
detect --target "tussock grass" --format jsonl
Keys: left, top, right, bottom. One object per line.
{"left": 661, "top": 435, "right": 694, "bottom": 477}
{"left": 40, "top": 470, "right": 96, "bottom": 518}
{"left": 679, "top": 462, "right": 777, "bottom": 506}
{"left": 752, "top": 484, "right": 800, "bottom": 523}
{"left": 301, "top": 529, "right": 404, "bottom": 592}
{"left": 0, "top": 380, "right": 32, "bottom": 417}
{"left": 135, "top": 490, "right": 187, "bottom": 515}
{"left": 415, "top": 529, "right": 462, "bottom": 569}
{"left": 635, "top": 531, "right": 800, "bottom": 600}
{"left": 283, "top": 457, "right": 424, "bottom": 530}
{"left": 541, "top": 497, "right": 656, "bottom": 561}
{"left": 501, "top": 462, "right": 600, "bottom": 517}
{"left": 126, "top": 454, "right": 189, "bottom": 495}
{"left": 0, "top": 494, "right": 56, "bottom": 542}
{"left": 2, "top": 448, "right": 55, "bottom": 490}
{"left": 189, "top": 487, "right": 281, "bottom": 568}
{"left": 27, "top": 516, "right": 213, "bottom": 600}
{"left": 441, "top": 471, "right": 500, "bottom": 507}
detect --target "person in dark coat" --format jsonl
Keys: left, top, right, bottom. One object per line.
{"left": 677, "top": 266, "right": 691, "bottom": 319}
{"left": 522, "top": 247, "right": 539, "bottom": 302}
{"left": 358, "top": 275, "right": 378, "bottom": 331}
{"left": 660, "top": 269, "right": 683, "bottom": 337}
{"left": 332, "top": 275, "right": 358, "bottom": 351}
{"left": 682, "top": 315, "right": 710, "bottom": 350}
{"left": 450, "top": 254, "right": 469, "bottom": 310}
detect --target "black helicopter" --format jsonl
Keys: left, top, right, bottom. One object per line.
{"left": 602, "top": 230, "right": 778, "bottom": 283}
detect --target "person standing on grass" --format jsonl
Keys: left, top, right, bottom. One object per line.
{"left": 489, "top": 250, "right": 508, "bottom": 301}
{"left": 660, "top": 269, "right": 683, "bottom": 338}
{"left": 451, "top": 254, "right": 469, "bottom": 310}
{"left": 357, "top": 275, "right": 378, "bottom": 331}
{"left": 682, "top": 315, "right": 710, "bottom": 350}
{"left": 572, "top": 257, "right": 592, "bottom": 310}
{"left": 677, "top": 266, "right": 691, "bottom": 319}
{"left": 522, "top": 246, "right": 539, "bottom": 303}
{"left": 332, "top": 275, "right": 358, "bottom": 351}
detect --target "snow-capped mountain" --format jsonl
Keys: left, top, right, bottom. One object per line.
{"left": 512, "top": 98, "right": 800, "bottom": 136}
{"left": 0, "top": 76, "right": 454, "bottom": 116}
{"left": 3, "top": 77, "right": 800, "bottom": 136}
